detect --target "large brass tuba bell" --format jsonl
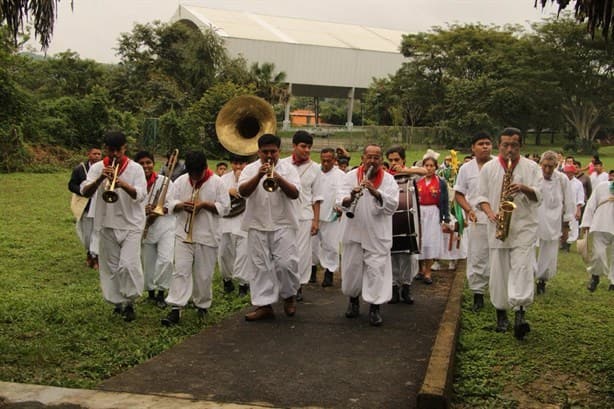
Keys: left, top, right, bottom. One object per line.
{"left": 215, "top": 95, "right": 277, "bottom": 156}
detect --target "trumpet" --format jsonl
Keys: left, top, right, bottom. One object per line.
{"left": 183, "top": 187, "right": 200, "bottom": 244}
{"left": 152, "top": 149, "right": 178, "bottom": 216}
{"left": 346, "top": 165, "right": 375, "bottom": 218}
{"left": 102, "top": 157, "right": 120, "bottom": 203}
{"left": 262, "top": 158, "right": 279, "bottom": 192}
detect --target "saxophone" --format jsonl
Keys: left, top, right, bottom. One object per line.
{"left": 495, "top": 156, "right": 517, "bottom": 241}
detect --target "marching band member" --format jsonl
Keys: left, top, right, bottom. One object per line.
{"left": 218, "top": 154, "right": 251, "bottom": 297}
{"left": 477, "top": 128, "right": 542, "bottom": 340}
{"left": 535, "top": 151, "right": 575, "bottom": 295}
{"left": 161, "top": 151, "right": 229, "bottom": 326}
{"left": 385, "top": 145, "right": 425, "bottom": 304}
{"left": 454, "top": 132, "right": 493, "bottom": 312}
{"left": 239, "top": 134, "right": 301, "bottom": 321}
{"left": 135, "top": 151, "right": 176, "bottom": 308}
{"left": 81, "top": 131, "right": 147, "bottom": 322}
{"left": 339, "top": 144, "right": 399, "bottom": 326}
{"left": 562, "top": 164, "right": 585, "bottom": 251}
{"left": 280, "top": 131, "right": 323, "bottom": 301}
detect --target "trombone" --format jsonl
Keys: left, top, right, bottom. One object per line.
{"left": 102, "top": 157, "right": 120, "bottom": 203}
{"left": 143, "top": 149, "right": 179, "bottom": 240}
{"left": 262, "top": 158, "right": 279, "bottom": 192}
{"left": 183, "top": 187, "right": 200, "bottom": 244}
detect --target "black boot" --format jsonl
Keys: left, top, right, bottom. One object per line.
{"left": 401, "top": 284, "right": 414, "bottom": 304}
{"left": 123, "top": 303, "right": 136, "bottom": 322}
{"left": 197, "top": 308, "right": 207, "bottom": 321}
{"left": 495, "top": 309, "right": 509, "bottom": 332}
{"left": 156, "top": 290, "right": 167, "bottom": 308}
{"left": 309, "top": 265, "right": 317, "bottom": 283}
{"left": 147, "top": 289, "right": 156, "bottom": 301}
{"left": 345, "top": 297, "right": 360, "bottom": 318}
{"left": 587, "top": 275, "right": 600, "bottom": 292}
{"left": 388, "top": 285, "right": 400, "bottom": 304}
{"left": 609, "top": 284, "right": 614, "bottom": 291}
{"left": 238, "top": 284, "right": 249, "bottom": 297}
{"left": 536, "top": 280, "right": 546, "bottom": 295}
{"left": 296, "top": 286, "right": 303, "bottom": 302}
{"left": 472, "top": 293, "right": 484, "bottom": 312}
{"left": 369, "top": 304, "right": 383, "bottom": 326}
{"left": 223, "top": 279, "right": 235, "bottom": 294}
{"left": 321, "top": 269, "right": 333, "bottom": 287}
{"left": 513, "top": 307, "right": 530, "bottom": 340}
{"left": 161, "top": 308, "right": 181, "bottom": 326}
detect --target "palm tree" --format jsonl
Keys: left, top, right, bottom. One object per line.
{"left": 536, "top": 0, "right": 614, "bottom": 39}
{"left": 249, "top": 62, "right": 287, "bottom": 104}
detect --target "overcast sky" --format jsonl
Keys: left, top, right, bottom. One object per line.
{"left": 32, "top": 0, "right": 560, "bottom": 63}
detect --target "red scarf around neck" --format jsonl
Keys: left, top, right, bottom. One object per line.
{"left": 292, "top": 153, "right": 310, "bottom": 167}
{"left": 357, "top": 164, "right": 384, "bottom": 189}
{"left": 146, "top": 172, "right": 157, "bottom": 190}
{"left": 498, "top": 155, "right": 519, "bottom": 171}
{"left": 103, "top": 155, "right": 129, "bottom": 176}
{"left": 189, "top": 169, "right": 214, "bottom": 189}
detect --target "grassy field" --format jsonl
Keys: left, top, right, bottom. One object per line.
{"left": 0, "top": 153, "right": 612, "bottom": 407}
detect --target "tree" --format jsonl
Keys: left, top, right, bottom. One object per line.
{"left": 537, "top": 0, "right": 614, "bottom": 39}
{"left": 249, "top": 62, "right": 287, "bottom": 104}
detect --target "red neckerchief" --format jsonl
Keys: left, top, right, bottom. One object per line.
{"left": 357, "top": 165, "right": 384, "bottom": 189}
{"left": 146, "top": 172, "right": 157, "bottom": 190}
{"left": 292, "top": 153, "right": 309, "bottom": 166}
{"left": 103, "top": 155, "right": 129, "bottom": 176}
{"left": 189, "top": 169, "right": 213, "bottom": 189}
{"left": 498, "top": 155, "right": 519, "bottom": 171}
{"left": 388, "top": 169, "right": 397, "bottom": 175}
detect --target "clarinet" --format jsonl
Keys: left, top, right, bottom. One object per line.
{"left": 346, "top": 165, "right": 375, "bottom": 219}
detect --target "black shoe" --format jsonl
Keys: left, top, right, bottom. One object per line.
{"left": 309, "top": 265, "right": 317, "bottom": 283}
{"left": 156, "top": 290, "right": 167, "bottom": 308}
{"left": 147, "top": 289, "right": 156, "bottom": 301}
{"left": 296, "top": 286, "right": 303, "bottom": 302}
{"left": 495, "top": 309, "right": 509, "bottom": 333}
{"left": 513, "top": 308, "right": 530, "bottom": 340}
{"left": 112, "top": 304, "right": 123, "bottom": 315}
{"left": 609, "top": 284, "right": 614, "bottom": 291}
{"left": 388, "top": 285, "right": 400, "bottom": 304}
{"left": 587, "top": 275, "right": 600, "bottom": 292}
{"left": 345, "top": 297, "right": 360, "bottom": 318}
{"left": 238, "top": 284, "right": 249, "bottom": 297}
{"left": 161, "top": 308, "right": 181, "bottom": 326}
{"left": 123, "top": 304, "right": 136, "bottom": 322}
{"left": 223, "top": 279, "right": 235, "bottom": 294}
{"left": 369, "top": 304, "right": 383, "bottom": 327}
{"left": 401, "top": 284, "right": 414, "bottom": 304}
{"left": 536, "top": 280, "right": 546, "bottom": 295}
{"left": 322, "top": 269, "right": 334, "bottom": 287}
{"left": 471, "top": 293, "right": 484, "bottom": 312}
{"left": 415, "top": 272, "right": 424, "bottom": 281}
{"left": 197, "top": 308, "right": 207, "bottom": 320}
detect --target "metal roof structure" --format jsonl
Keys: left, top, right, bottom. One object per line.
{"left": 171, "top": 4, "right": 407, "bottom": 100}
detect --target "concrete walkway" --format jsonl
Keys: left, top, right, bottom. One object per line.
{"left": 1, "top": 265, "right": 464, "bottom": 409}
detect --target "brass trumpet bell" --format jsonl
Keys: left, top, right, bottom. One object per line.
{"left": 102, "top": 190, "right": 119, "bottom": 203}
{"left": 215, "top": 95, "right": 277, "bottom": 156}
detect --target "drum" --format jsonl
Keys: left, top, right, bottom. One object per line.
{"left": 392, "top": 174, "right": 421, "bottom": 254}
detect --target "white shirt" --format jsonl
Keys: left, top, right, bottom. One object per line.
{"left": 279, "top": 157, "right": 324, "bottom": 221}
{"left": 590, "top": 171, "right": 608, "bottom": 191}
{"left": 477, "top": 156, "right": 543, "bottom": 248}
{"left": 170, "top": 173, "right": 229, "bottom": 246}
{"left": 82, "top": 159, "right": 147, "bottom": 232}
{"left": 318, "top": 166, "right": 346, "bottom": 222}
{"left": 569, "top": 177, "right": 585, "bottom": 207}
{"left": 454, "top": 158, "right": 490, "bottom": 224}
{"left": 537, "top": 170, "right": 575, "bottom": 240}
{"left": 580, "top": 181, "right": 614, "bottom": 234}
{"left": 239, "top": 158, "right": 302, "bottom": 231}
{"left": 144, "top": 174, "right": 176, "bottom": 241}
{"left": 219, "top": 171, "right": 246, "bottom": 237}
{"left": 338, "top": 168, "right": 399, "bottom": 254}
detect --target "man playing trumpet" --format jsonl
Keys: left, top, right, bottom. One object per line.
{"left": 81, "top": 131, "right": 147, "bottom": 322}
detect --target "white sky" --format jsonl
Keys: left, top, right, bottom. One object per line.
{"left": 30, "top": 0, "right": 560, "bottom": 63}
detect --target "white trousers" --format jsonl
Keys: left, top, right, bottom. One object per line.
{"left": 166, "top": 240, "right": 217, "bottom": 309}
{"left": 391, "top": 253, "right": 417, "bottom": 286}
{"left": 297, "top": 220, "right": 313, "bottom": 284}
{"left": 489, "top": 246, "right": 534, "bottom": 311}
{"left": 315, "top": 220, "right": 341, "bottom": 272}
{"left": 567, "top": 218, "right": 579, "bottom": 243}
{"left": 98, "top": 228, "right": 144, "bottom": 304}
{"left": 142, "top": 231, "right": 175, "bottom": 292}
{"left": 341, "top": 241, "right": 392, "bottom": 305}
{"left": 76, "top": 216, "right": 99, "bottom": 256}
{"left": 587, "top": 232, "right": 614, "bottom": 283}
{"left": 218, "top": 232, "right": 251, "bottom": 285}
{"left": 248, "top": 228, "right": 299, "bottom": 306}
{"left": 466, "top": 224, "right": 490, "bottom": 294}
{"left": 535, "top": 239, "right": 559, "bottom": 281}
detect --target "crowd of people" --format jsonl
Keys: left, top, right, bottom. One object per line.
{"left": 68, "top": 128, "right": 613, "bottom": 338}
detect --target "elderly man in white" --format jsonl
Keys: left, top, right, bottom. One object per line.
{"left": 534, "top": 151, "right": 575, "bottom": 295}
{"left": 477, "top": 128, "right": 542, "bottom": 341}
{"left": 338, "top": 144, "right": 399, "bottom": 327}
{"left": 581, "top": 180, "right": 614, "bottom": 292}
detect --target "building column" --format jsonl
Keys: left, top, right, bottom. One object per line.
{"left": 282, "top": 83, "right": 292, "bottom": 130}
{"left": 345, "top": 87, "right": 355, "bottom": 130}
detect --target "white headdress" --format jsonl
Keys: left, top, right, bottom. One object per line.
{"left": 422, "top": 149, "right": 440, "bottom": 161}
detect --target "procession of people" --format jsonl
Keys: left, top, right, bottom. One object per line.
{"left": 70, "top": 115, "right": 613, "bottom": 339}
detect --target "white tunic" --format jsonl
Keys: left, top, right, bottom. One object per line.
{"left": 279, "top": 158, "right": 323, "bottom": 221}
{"left": 239, "top": 159, "right": 302, "bottom": 232}
{"left": 569, "top": 177, "right": 585, "bottom": 208}
{"left": 536, "top": 170, "right": 575, "bottom": 241}
{"left": 219, "top": 171, "right": 247, "bottom": 238}
{"left": 318, "top": 166, "right": 346, "bottom": 222}
{"left": 590, "top": 172, "right": 608, "bottom": 191}
{"left": 170, "top": 173, "right": 229, "bottom": 246}
{"left": 454, "top": 158, "right": 489, "bottom": 224}
{"left": 581, "top": 181, "right": 614, "bottom": 233}
{"left": 143, "top": 175, "right": 176, "bottom": 243}
{"left": 477, "top": 157, "right": 543, "bottom": 248}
